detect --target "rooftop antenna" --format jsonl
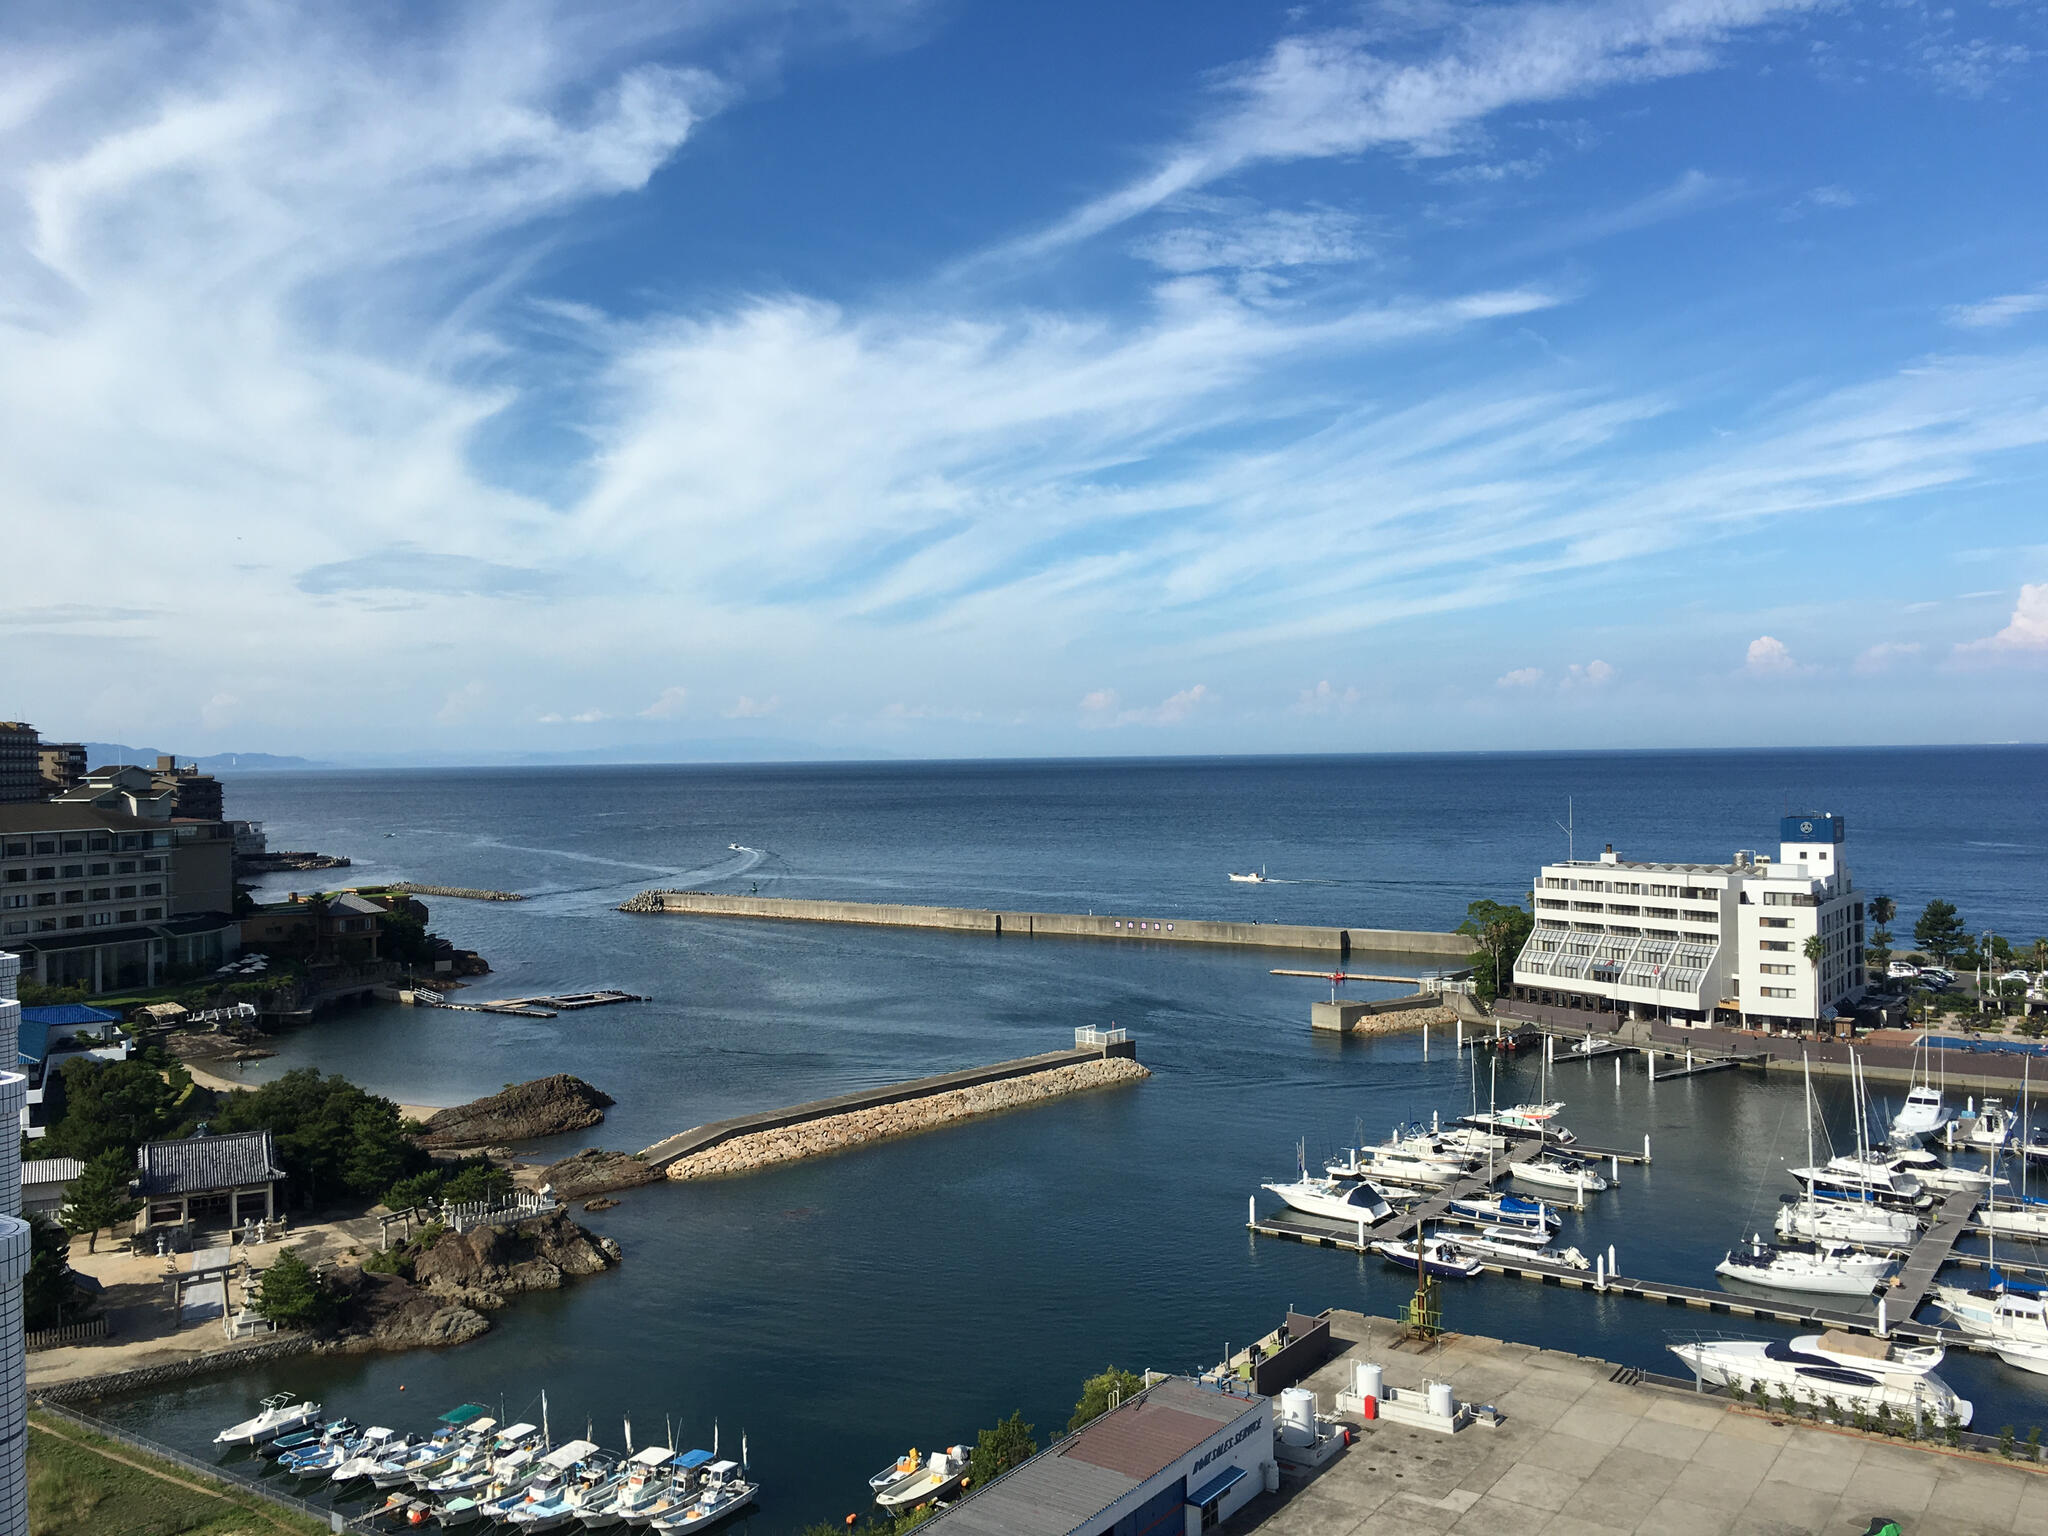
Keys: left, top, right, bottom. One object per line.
{"left": 1556, "top": 797, "right": 1575, "bottom": 863}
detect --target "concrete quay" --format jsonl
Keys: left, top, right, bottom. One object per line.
{"left": 638, "top": 1031, "right": 1140, "bottom": 1170}
{"left": 1225, "top": 1310, "right": 2048, "bottom": 1536}
{"left": 621, "top": 889, "right": 1470, "bottom": 958}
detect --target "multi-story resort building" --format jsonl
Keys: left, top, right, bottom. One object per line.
{"left": 1509, "top": 814, "right": 1867, "bottom": 1031}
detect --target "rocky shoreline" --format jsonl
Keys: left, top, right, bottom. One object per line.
{"left": 664, "top": 1055, "right": 1150, "bottom": 1181}
{"left": 416, "top": 1074, "right": 614, "bottom": 1149}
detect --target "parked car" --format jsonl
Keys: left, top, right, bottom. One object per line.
{"left": 2002, "top": 971, "right": 2035, "bottom": 988}
{"left": 1924, "top": 967, "right": 1956, "bottom": 984}
{"left": 1888, "top": 960, "right": 1921, "bottom": 979}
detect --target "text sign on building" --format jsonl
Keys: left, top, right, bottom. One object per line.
{"left": 1779, "top": 814, "right": 1845, "bottom": 844}
{"left": 1189, "top": 1413, "right": 1267, "bottom": 1476}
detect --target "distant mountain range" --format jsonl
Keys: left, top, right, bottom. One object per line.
{"left": 80, "top": 743, "right": 328, "bottom": 773}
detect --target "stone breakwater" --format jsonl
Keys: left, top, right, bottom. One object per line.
{"left": 665, "top": 1056, "right": 1150, "bottom": 1181}
{"left": 391, "top": 883, "right": 526, "bottom": 901}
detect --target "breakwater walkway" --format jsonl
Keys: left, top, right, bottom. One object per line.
{"left": 620, "top": 889, "right": 1468, "bottom": 957}
{"left": 639, "top": 1028, "right": 1144, "bottom": 1173}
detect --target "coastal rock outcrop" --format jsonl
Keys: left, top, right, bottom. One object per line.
{"left": 664, "top": 1055, "right": 1150, "bottom": 1181}
{"left": 331, "top": 1267, "right": 490, "bottom": 1350}
{"left": 539, "top": 1147, "right": 664, "bottom": 1200}
{"left": 416, "top": 1075, "right": 614, "bottom": 1148}
{"left": 411, "top": 1210, "right": 621, "bottom": 1311}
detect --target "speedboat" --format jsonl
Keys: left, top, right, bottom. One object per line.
{"left": 1445, "top": 1194, "right": 1558, "bottom": 1233}
{"left": 1946, "top": 1097, "right": 2014, "bottom": 1150}
{"left": 875, "top": 1445, "right": 970, "bottom": 1510}
{"left": 1435, "top": 1126, "right": 1510, "bottom": 1156}
{"left": 1326, "top": 1139, "right": 1473, "bottom": 1189}
{"left": 1227, "top": 870, "right": 1266, "bottom": 883}
{"left": 1890, "top": 1082, "right": 1950, "bottom": 1143}
{"left": 1459, "top": 1104, "right": 1576, "bottom": 1144}
{"left": 1773, "top": 1196, "right": 1919, "bottom": 1248}
{"left": 1714, "top": 1234, "right": 1900, "bottom": 1297}
{"left": 1369, "top": 1235, "right": 1485, "bottom": 1278}
{"left": 650, "top": 1458, "right": 757, "bottom": 1532}
{"left": 213, "top": 1393, "right": 322, "bottom": 1447}
{"left": 265, "top": 1417, "right": 356, "bottom": 1460}
{"left": 1885, "top": 1146, "right": 2005, "bottom": 1195}
{"left": 1438, "top": 1229, "right": 1590, "bottom": 1270}
{"left": 1511, "top": 1155, "right": 1609, "bottom": 1194}
{"left": 1261, "top": 1176, "right": 1393, "bottom": 1225}
{"left": 1668, "top": 1338, "right": 1972, "bottom": 1425}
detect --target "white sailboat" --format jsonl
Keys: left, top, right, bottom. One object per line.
{"left": 1715, "top": 1233, "right": 1899, "bottom": 1297}
{"left": 1773, "top": 1194, "right": 1919, "bottom": 1248}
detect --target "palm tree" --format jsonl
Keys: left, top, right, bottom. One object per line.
{"left": 1804, "top": 932, "right": 1828, "bottom": 1032}
{"left": 1871, "top": 894, "right": 1896, "bottom": 929}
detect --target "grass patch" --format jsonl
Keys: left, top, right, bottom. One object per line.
{"left": 28, "top": 1412, "right": 328, "bottom": 1536}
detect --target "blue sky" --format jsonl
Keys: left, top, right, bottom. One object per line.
{"left": 3, "top": 0, "right": 2046, "bottom": 761}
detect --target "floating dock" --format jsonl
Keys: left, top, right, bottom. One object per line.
{"left": 410, "top": 987, "right": 645, "bottom": 1018}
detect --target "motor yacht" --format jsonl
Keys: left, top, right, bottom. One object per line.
{"left": 1459, "top": 1104, "right": 1576, "bottom": 1144}
{"left": 1437, "top": 1229, "right": 1590, "bottom": 1270}
{"left": 1445, "top": 1194, "right": 1559, "bottom": 1233}
{"left": 1772, "top": 1196, "right": 1919, "bottom": 1248}
{"left": 1791, "top": 1330, "right": 1945, "bottom": 1380}
{"left": 1668, "top": 1338, "right": 1972, "bottom": 1425}
{"left": 1511, "top": 1155, "right": 1609, "bottom": 1194}
{"left": 1368, "top": 1235, "right": 1485, "bottom": 1278}
{"left": 1261, "top": 1175, "right": 1393, "bottom": 1225}
{"left": 1979, "top": 1200, "right": 2048, "bottom": 1237}
{"left": 213, "top": 1393, "right": 322, "bottom": 1447}
{"left": 1945, "top": 1097, "right": 2014, "bottom": 1151}
{"left": 1790, "top": 1155, "right": 1929, "bottom": 1210}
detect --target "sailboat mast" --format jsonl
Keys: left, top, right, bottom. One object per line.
{"left": 1803, "top": 1054, "right": 1816, "bottom": 1220}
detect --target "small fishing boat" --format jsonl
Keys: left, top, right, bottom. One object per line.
{"left": 582, "top": 1444, "right": 679, "bottom": 1527}
{"left": 499, "top": 1443, "right": 611, "bottom": 1530}
{"left": 1369, "top": 1235, "right": 1485, "bottom": 1278}
{"left": 333, "top": 1427, "right": 411, "bottom": 1484}
{"left": 1669, "top": 1337, "right": 1972, "bottom": 1425}
{"left": 867, "top": 1447, "right": 926, "bottom": 1494}
{"left": 265, "top": 1417, "right": 356, "bottom": 1459}
{"left": 875, "top": 1445, "right": 970, "bottom": 1510}
{"left": 213, "top": 1392, "right": 322, "bottom": 1447}
{"left": 1714, "top": 1234, "right": 1900, "bottom": 1297}
{"left": 649, "top": 1456, "right": 757, "bottom": 1531}
{"left": 1445, "top": 1194, "right": 1558, "bottom": 1233}
{"left": 1227, "top": 869, "right": 1266, "bottom": 884}
{"left": 1511, "top": 1155, "right": 1609, "bottom": 1194}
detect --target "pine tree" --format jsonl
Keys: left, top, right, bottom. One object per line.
{"left": 60, "top": 1148, "right": 141, "bottom": 1254}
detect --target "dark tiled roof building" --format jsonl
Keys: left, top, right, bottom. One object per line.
{"left": 134, "top": 1129, "right": 285, "bottom": 1232}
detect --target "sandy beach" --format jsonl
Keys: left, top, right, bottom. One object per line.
{"left": 180, "top": 1060, "right": 446, "bottom": 1124}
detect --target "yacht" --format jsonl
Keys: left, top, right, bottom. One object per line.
{"left": 1261, "top": 1175, "right": 1393, "bottom": 1225}
{"left": 875, "top": 1445, "right": 971, "bottom": 1511}
{"left": 1714, "top": 1234, "right": 1901, "bottom": 1297}
{"left": 1885, "top": 1146, "right": 2005, "bottom": 1195}
{"left": 1978, "top": 1199, "right": 2048, "bottom": 1237}
{"left": 1436, "top": 1125, "right": 1511, "bottom": 1156}
{"left": 1445, "top": 1194, "right": 1559, "bottom": 1233}
{"left": 1932, "top": 1277, "right": 2048, "bottom": 1378}
{"left": 1946, "top": 1097, "right": 2014, "bottom": 1150}
{"left": 1889, "top": 1037, "right": 1951, "bottom": 1142}
{"left": 1438, "top": 1228, "right": 1590, "bottom": 1270}
{"left": 1325, "top": 1138, "right": 1474, "bottom": 1189}
{"left": 1789, "top": 1155, "right": 1929, "bottom": 1210}
{"left": 1368, "top": 1234, "right": 1485, "bottom": 1278}
{"left": 1773, "top": 1195, "right": 1919, "bottom": 1249}
{"left": 1668, "top": 1338, "right": 1972, "bottom": 1425}
{"left": 1511, "top": 1155, "right": 1609, "bottom": 1194}
{"left": 213, "top": 1393, "right": 322, "bottom": 1447}
{"left": 1792, "top": 1330, "right": 1946, "bottom": 1381}
{"left": 1459, "top": 1104, "right": 1576, "bottom": 1144}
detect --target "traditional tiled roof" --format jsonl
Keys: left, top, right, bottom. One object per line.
{"left": 134, "top": 1129, "right": 286, "bottom": 1196}
{"left": 20, "top": 1158, "right": 84, "bottom": 1189}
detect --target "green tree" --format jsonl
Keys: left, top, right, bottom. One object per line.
{"left": 22, "top": 1214, "right": 79, "bottom": 1331}
{"left": 1870, "top": 894, "right": 1896, "bottom": 929}
{"left": 968, "top": 1412, "right": 1037, "bottom": 1489}
{"left": 2000, "top": 979, "right": 2027, "bottom": 1016}
{"left": 1803, "top": 933, "right": 1828, "bottom": 1028}
{"left": 44, "top": 1057, "right": 181, "bottom": 1163}
{"left": 1456, "top": 899, "right": 1534, "bottom": 1004}
{"left": 1914, "top": 900, "right": 1966, "bottom": 964}
{"left": 1868, "top": 928, "right": 1893, "bottom": 971}
{"left": 252, "top": 1248, "right": 335, "bottom": 1330}
{"left": 384, "top": 1168, "right": 446, "bottom": 1213}
{"left": 209, "top": 1068, "right": 429, "bottom": 1206}
{"left": 440, "top": 1159, "right": 512, "bottom": 1207}
{"left": 59, "top": 1148, "right": 142, "bottom": 1254}
{"left": 1069, "top": 1368, "right": 1146, "bottom": 1431}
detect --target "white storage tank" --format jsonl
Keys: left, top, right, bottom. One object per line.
{"left": 1353, "top": 1361, "right": 1383, "bottom": 1402}
{"left": 1277, "top": 1388, "right": 1316, "bottom": 1447}
{"left": 1426, "top": 1381, "right": 1455, "bottom": 1419}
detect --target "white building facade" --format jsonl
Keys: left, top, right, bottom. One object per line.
{"left": 1511, "top": 814, "right": 1866, "bottom": 1030}
{"left": 0, "top": 952, "right": 33, "bottom": 1536}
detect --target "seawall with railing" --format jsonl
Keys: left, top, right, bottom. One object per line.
{"left": 620, "top": 890, "right": 1469, "bottom": 957}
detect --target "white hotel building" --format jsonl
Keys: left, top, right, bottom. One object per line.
{"left": 1508, "top": 814, "right": 1867, "bottom": 1030}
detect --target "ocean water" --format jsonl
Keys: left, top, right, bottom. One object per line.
{"left": 101, "top": 748, "right": 2048, "bottom": 1527}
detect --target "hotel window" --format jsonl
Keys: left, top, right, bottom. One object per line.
{"left": 118, "top": 860, "right": 137, "bottom": 874}
{"left": 61, "top": 890, "right": 84, "bottom": 904}
{"left": 120, "top": 910, "right": 139, "bottom": 923}
{"left": 89, "top": 912, "right": 111, "bottom": 927}
{"left": 1, "top": 841, "right": 23, "bottom": 857}
{"left": 141, "top": 857, "right": 161, "bottom": 872}
{"left": 142, "top": 906, "right": 163, "bottom": 920}
{"left": 1760, "top": 917, "right": 1791, "bottom": 929}
{"left": 87, "top": 834, "right": 110, "bottom": 851}
{"left": 3, "top": 869, "right": 21, "bottom": 882}
{"left": 1762, "top": 986, "right": 1795, "bottom": 998}
{"left": 1761, "top": 940, "right": 1791, "bottom": 952}
{"left": 60, "top": 863, "right": 82, "bottom": 879}
{"left": 118, "top": 885, "right": 137, "bottom": 899}
{"left": 1760, "top": 963, "right": 1794, "bottom": 975}
{"left": 61, "top": 838, "right": 82, "bottom": 853}
{"left": 32, "top": 840, "right": 54, "bottom": 855}
{"left": 34, "top": 918, "right": 55, "bottom": 932}
{"left": 140, "top": 882, "right": 163, "bottom": 896}
{"left": 89, "top": 862, "right": 109, "bottom": 876}
{"left": 62, "top": 915, "right": 83, "bottom": 929}
{"left": 89, "top": 887, "right": 110, "bottom": 902}
{"left": 32, "top": 866, "right": 53, "bottom": 881}
{"left": 1, "top": 895, "right": 22, "bottom": 909}
{"left": 0, "top": 921, "right": 22, "bottom": 936}
{"left": 32, "top": 893, "right": 54, "bottom": 907}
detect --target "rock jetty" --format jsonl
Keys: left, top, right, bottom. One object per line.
{"left": 665, "top": 1056, "right": 1150, "bottom": 1181}
{"left": 390, "top": 883, "right": 526, "bottom": 902}
{"left": 539, "top": 1147, "right": 664, "bottom": 1200}
{"left": 416, "top": 1075, "right": 614, "bottom": 1149}
{"left": 410, "top": 1209, "right": 621, "bottom": 1312}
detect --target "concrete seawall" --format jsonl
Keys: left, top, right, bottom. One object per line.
{"left": 638, "top": 1036, "right": 1141, "bottom": 1170}
{"left": 621, "top": 889, "right": 1469, "bottom": 958}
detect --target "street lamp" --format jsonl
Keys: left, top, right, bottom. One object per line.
{"left": 1981, "top": 930, "right": 1996, "bottom": 1011}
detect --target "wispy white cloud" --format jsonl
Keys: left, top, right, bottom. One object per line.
{"left": 992, "top": 0, "right": 1817, "bottom": 262}
{"left": 724, "top": 695, "right": 781, "bottom": 718}
{"left": 1946, "top": 285, "right": 2048, "bottom": 330}
{"left": 1561, "top": 659, "right": 1616, "bottom": 688}
{"left": 1497, "top": 667, "right": 1545, "bottom": 688}
{"left": 1080, "top": 684, "right": 1213, "bottom": 727}
{"left": 1293, "top": 680, "right": 1362, "bottom": 714}
{"left": 1743, "top": 635, "right": 1809, "bottom": 676}
{"left": 1132, "top": 205, "right": 1367, "bottom": 274}
{"left": 638, "top": 686, "right": 689, "bottom": 720}
{"left": 1853, "top": 641, "right": 1921, "bottom": 674}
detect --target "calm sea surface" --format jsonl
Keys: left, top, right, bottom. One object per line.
{"left": 103, "top": 749, "right": 2048, "bottom": 1528}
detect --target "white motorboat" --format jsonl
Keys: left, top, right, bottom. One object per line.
{"left": 650, "top": 1458, "right": 756, "bottom": 1532}
{"left": 213, "top": 1393, "right": 322, "bottom": 1447}
{"left": 1791, "top": 1330, "right": 1945, "bottom": 1380}
{"left": 1773, "top": 1196, "right": 1919, "bottom": 1248}
{"left": 1977, "top": 1200, "right": 2048, "bottom": 1237}
{"left": 1459, "top": 1104, "right": 1576, "bottom": 1144}
{"left": 1790, "top": 1156, "right": 1928, "bottom": 1210}
{"left": 1933, "top": 1280, "right": 2048, "bottom": 1349}
{"left": 1436, "top": 1125, "right": 1510, "bottom": 1156}
{"left": 1885, "top": 1146, "right": 2005, "bottom": 1195}
{"left": 1714, "top": 1234, "right": 1900, "bottom": 1297}
{"left": 1889, "top": 1040, "right": 1951, "bottom": 1142}
{"left": 332, "top": 1426, "right": 408, "bottom": 1483}
{"left": 1326, "top": 1140, "right": 1472, "bottom": 1189}
{"left": 1262, "top": 1176, "right": 1393, "bottom": 1225}
{"left": 1668, "top": 1338, "right": 1972, "bottom": 1425}
{"left": 1946, "top": 1097, "right": 2014, "bottom": 1151}
{"left": 1445, "top": 1194, "right": 1558, "bottom": 1233}
{"left": 1511, "top": 1155, "right": 1609, "bottom": 1194}
{"left": 1438, "top": 1229, "right": 1590, "bottom": 1270}
{"left": 875, "top": 1445, "right": 970, "bottom": 1510}
{"left": 1227, "top": 869, "right": 1266, "bottom": 883}
{"left": 1368, "top": 1235, "right": 1485, "bottom": 1278}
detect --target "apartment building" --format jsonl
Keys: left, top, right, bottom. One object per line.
{"left": 0, "top": 725, "right": 37, "bottom": 805}
{"left": 35, "top": 743, "right": 86, "bottom": 796}
{"left": 1510, "top": 813, "right": 1867, "bottom": 1031}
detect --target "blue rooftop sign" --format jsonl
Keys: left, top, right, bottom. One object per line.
{"left": 1780, "top": 814, "right": 1845, "bottom": 844}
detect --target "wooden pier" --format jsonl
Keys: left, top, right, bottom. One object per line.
{"left": 1649, "top": 1049, "right": 1771, "bottom": 1081}
{"left": 411, "top": 987, "right": 645, "bottom": 1019}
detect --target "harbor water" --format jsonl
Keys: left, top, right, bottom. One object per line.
{"left": 99, "top": 748, "right": 2048, "bottom": 1528}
